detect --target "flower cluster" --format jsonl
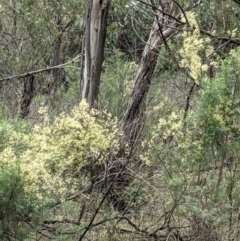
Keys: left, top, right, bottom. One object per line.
{"left": 0, "top": 100, "right": 120, "bottom": 200}
{"left": 180, "top": 12, "right": 217, "bottom": 83}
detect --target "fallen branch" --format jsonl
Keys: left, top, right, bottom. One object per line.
{"left": 0, "top": 54, "right": 80, "bottom": 82}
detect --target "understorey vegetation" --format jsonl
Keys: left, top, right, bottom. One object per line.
{"left": 1, "top": 0, "right": 240, "bottom": 240}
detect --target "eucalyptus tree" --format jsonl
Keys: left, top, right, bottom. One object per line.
{"left": 120, "top": 0, "right": 240, "bottom": 148}
{"left": 0, "top": 0, "right": 240, "bottom": 240}
{"left": 82, "top": 0, "right": 111, "bottom": 107}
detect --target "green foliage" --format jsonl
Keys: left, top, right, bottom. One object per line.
{"left": 179, "top": 12, "right": 219, "bottom": 83}
{"left": 0, "top": 0, "right": 84, "bottom": 117}
{"left": 1, "top": 99, "right": 119, "bottom": 198}
{"left": 30, "top": 62, "right": 82, "bottom": 119}
{"left": 0, "top": 100, "right": 120, "bottom": 240}
{"left": 155, "top": 41, "right": 177, "bottom": 73}
{"left": 29, "top": 100, "right": 119, "bottom": 173}
{"left": 107, "top": 0, "right": 152, "bottom": 58}
{"left": 1, "top": 0, "right": 240, "bottom": 240}
{"left": 0, "top": 119, "right": 29, "bottom": 153}
{"left": 100, "top": 51, "right": 137, "bottom": 118}
{"left": 0, "top": 162, "right": 39, "bottom": 240}
{"left": 141, "top": 47, "right": 240, "bottom": 239}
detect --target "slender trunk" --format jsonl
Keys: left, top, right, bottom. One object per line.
{"left": 20, "top": 75, "right": 35, "bottom": 119}
{"left": 82, "top": 0, "right": 103, "bottom": 101}
{"left": 88, "top": 1, "right": 110, "bottom": 107}
{"left": 82, "top": 0, "right": 111, "bottom": 107}
{"left": 122, "top": 0, "right": 178, "bottom": 147}
{"left": 50, "top": 17, "right": 64, "bottom": 94}
{"left": 10, "top": 0, "right": 17, "bottom": 39}
{"left": 82, "top": 1, "right": 91, "bottom": 100}
{"left": 108, "top": 0, "right": 179, "bottom": 212}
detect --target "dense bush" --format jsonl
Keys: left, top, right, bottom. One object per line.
{"left": 0, "top": 100, "right": 120, "bottom": 240}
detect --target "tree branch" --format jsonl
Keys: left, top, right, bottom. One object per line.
{"left": 137, "top": 0, "right": 184, "bottom": 24}
{"left": 78, "top": 157, "right": 129, "bottom": 241}
{"left": 184, "top": 83, "right": 196, "bottom": 120}
{"left": 232, "top": 0, "right": 240, "bottom": 6}
{"left": 0, "top": 55, "right": 80, "bottom": 82}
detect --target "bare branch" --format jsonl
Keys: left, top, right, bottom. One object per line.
{"left": 78, "top": 156, "right": 129, "bottom": 241}
{"left": 136, "top": 0, "right": 184, "bottom": 24}
{"left": 184, "top": 83, "right": 196, "bottom": 120}
{"left": 0, "top": 55, "right": 80, "bottom": 82}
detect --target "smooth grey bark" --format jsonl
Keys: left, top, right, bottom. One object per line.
{"left": 82, "top": 0, "right": 111, "bottom": 107}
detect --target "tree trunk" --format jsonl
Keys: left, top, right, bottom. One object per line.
{"left": 50, "top": 17, "right": 65, "bottom": 95}
{"left": 106, "top": 0, "right": 180, "bottom": 212}
{"left": 20, "top": 75, "right": 35, "bottom": 119}
{"left": 82, "top": 0, "right": 111, "bottom": 107}
{"left": 122, "top": 0, "right": 179, "bottom": 148}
